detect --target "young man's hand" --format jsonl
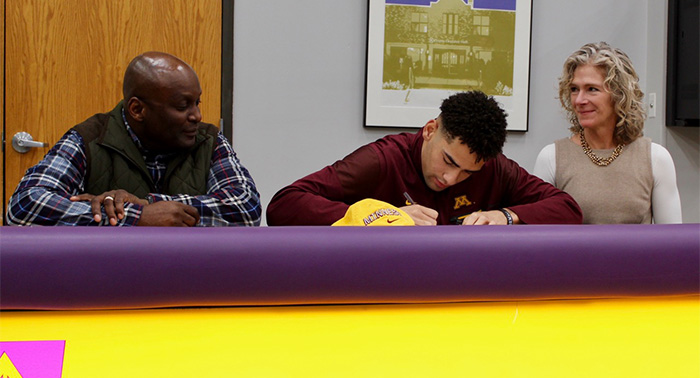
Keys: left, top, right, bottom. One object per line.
{"left": 400, "top": 204, "right": 438, "bottom": 225}
{"left": 461, "top": 208, "right": 519, "bottom": 225}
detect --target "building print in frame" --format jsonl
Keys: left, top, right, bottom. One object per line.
{"left": 384, "top": 0, "right": 515, "bottom": 95}
{"left": 365, "top": 0, "right": 531, "bottom": 130}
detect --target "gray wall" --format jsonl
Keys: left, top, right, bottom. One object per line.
{"left": 232, "top": 0, "right": 700, "bottom": 225}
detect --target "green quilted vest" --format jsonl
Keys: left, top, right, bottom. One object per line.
{"left": 72, "top": 102, "right": 218, "bottom": 198}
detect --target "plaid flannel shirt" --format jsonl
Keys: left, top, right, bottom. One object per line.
{"left": 6, "top": 128, "right": 261, "bottom": 227}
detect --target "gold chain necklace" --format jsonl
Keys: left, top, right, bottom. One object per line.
{"left": 579, "top": 131, "right": 624, "bottom": 167}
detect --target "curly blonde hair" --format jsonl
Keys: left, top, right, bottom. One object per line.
{"left": 558, "top": 42, "right": 646, "bottom": 145}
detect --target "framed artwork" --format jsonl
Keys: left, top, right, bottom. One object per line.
{"left": 364, "top": 0, "right": 532, "bottom": 131}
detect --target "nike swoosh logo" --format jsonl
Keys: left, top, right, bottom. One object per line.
{"left": 387, "top": 218, "right": 399, "bottom": 223}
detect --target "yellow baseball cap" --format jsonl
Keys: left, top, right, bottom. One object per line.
{"left": 332, "top": 199, "right": 415, "bottom": 226}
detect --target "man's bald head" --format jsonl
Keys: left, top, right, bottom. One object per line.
{"left": 121, "top": 52, "right": 204, "bottom": 152}
{"left": 122, "top": 52, "right": 197, "bottom": 101}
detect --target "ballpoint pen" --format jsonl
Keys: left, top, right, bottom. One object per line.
{"left": 403, "top": 192, "right": 416, "bottom": 205}
{"left": 450, "top": 210, "right": 481, "bottom": 225}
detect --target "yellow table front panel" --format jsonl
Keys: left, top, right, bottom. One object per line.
{"left": 1, "top": 296, "right": 698, "bottom": 377}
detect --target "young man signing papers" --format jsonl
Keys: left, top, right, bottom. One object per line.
{"left": 267, "top": 91, "right": 582, "bottom": 226}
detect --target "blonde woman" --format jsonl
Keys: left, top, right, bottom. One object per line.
{"left": 534, "top": 42, "right": 682, "bottom": 224}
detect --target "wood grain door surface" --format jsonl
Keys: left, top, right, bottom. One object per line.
{"left": 2, "top": 0, "right": 222, "bottom": 222}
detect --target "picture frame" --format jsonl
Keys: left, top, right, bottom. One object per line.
{"left": 364, "top": 0, "right": 532, "bottom": 131}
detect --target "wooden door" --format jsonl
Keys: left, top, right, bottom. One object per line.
{"left": 2, "top": 0, "right": 222, "bottom": 222}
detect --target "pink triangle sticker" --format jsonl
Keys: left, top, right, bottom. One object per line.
{"left": 0, "top": 341, "right": 65, "bottom": 378}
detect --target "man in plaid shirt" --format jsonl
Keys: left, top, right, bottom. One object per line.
{"left": 6, "top": 52, "right": 261, "bottom": 227}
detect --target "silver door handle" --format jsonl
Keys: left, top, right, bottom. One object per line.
{"left": 12, "top": 132, "right": 49, "bottom": 153}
